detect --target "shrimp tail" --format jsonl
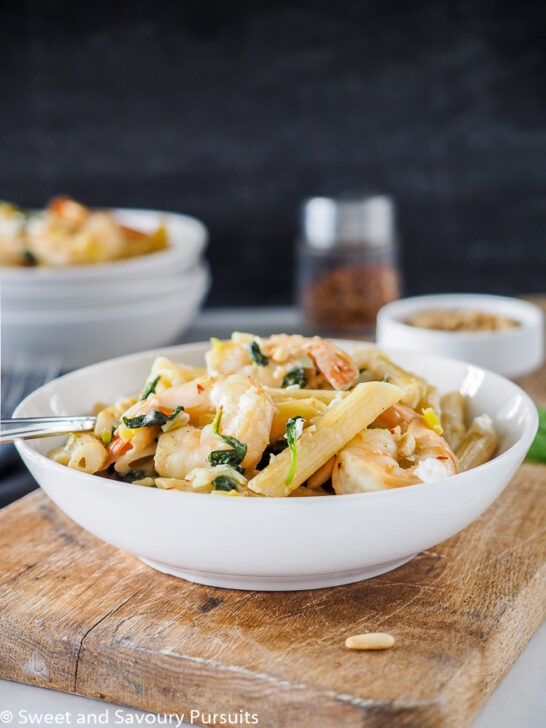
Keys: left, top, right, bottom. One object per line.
{"left": 303, "top": 340, "right": 359, "bottom": 390}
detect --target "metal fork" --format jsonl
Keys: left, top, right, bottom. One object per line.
{"left": 0, "top": 415, "right": 96, "bottom": 443}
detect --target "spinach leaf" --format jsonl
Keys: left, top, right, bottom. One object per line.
{"left": 285, "top": 416, "right": 304, "bottom": 485}
{"left": 248, "top": 341, "right": 269, "bottom": 366}
{"left": 209, "top": 449, "right": 246, "bottom": 471}
{"left": 269, "top": 439, "right": 289, "bottom": 456}
{"left": 256, "top": 438, "right": 288, "bottom": 470}
{"left": 212, "top": 475, "right": 238, "bottom": 492}
{"left": 118, "top": 469, "right": 146, "bottom": 483}
{"left": 22, "top": 248, "right": 38, "bottom": 266}
{"left": 209, "top": 407, "right": 248, "bottom": 470}
{"left": 219, "top": 434, "right": 247, "bottom": 461}
{"left": 140, "top": 375, "right": 161, "bottom": 401}
{"left": 122, "top": 406, "right": 183, "bottom": 429}
{"left": 281, "top": 366, "right": 307, "bottom": 389}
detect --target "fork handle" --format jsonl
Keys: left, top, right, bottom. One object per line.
{"left": 0, "top": 416, "right": 96, "bottom": 443}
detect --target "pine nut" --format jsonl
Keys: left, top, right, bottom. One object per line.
{"left": 345, "top": 632, "right": 395, "bottom": 650}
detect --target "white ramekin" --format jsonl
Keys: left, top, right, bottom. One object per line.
{"left": 376, "top": 294, "right": 544, "bottom": 379}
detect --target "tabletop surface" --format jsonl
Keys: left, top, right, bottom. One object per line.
{"left": 1, "top": 305, "right": 545, "bottom": 728}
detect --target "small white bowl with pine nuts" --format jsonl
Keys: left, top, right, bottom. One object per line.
{"left": 14, "top": 341, "right": 537, "bottom": 590}
{"left": 377, "top": 294, "right": 544, "bottom": 379}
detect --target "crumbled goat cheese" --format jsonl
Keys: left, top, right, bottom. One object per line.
{"left": 473, "top": 414, "right": 494, "bottom": 433}
{"left": 413, "top": 458, "right": 452, "bottom": 483}
{"left": 328, "top": 394, "right": 344, "bottom": 409}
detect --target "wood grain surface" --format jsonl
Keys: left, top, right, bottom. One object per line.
{"left": 0, "top": 346, "right": 545, "bottom": 727}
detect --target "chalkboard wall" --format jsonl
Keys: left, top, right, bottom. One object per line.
{"left": 1, "top": 0, "right": 545, "bottom": 306}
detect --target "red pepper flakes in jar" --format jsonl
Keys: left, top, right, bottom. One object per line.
{"left": 297, "top": 195, "right": 401, "bottom": 335}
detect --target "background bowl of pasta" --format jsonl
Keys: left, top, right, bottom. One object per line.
{"left": 0, "top": 201, "right": 210, "bottom": 366}
{"left": 14, "top": 340, "right": 537, "bottom": 591}
{"left": 3, "top": 262, "right": 209, "bottom": 369}
{"left": 0, "top": 199, "right": 207, "bottom": 271}
{"left": 0, "top": 206, "right": 208, "bottom": 293}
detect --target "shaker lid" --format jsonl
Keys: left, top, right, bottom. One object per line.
{"left": 302, "top": 194, "right": 396, "bottom": 249}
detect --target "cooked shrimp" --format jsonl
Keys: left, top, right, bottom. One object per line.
{"left": 24, "top": 197, "right": 166, "bottom": 267}
{"left": 302, "top": 338, "right": 359, "bottom": 390}
{"left": 122, "top": 374, "right": 275, "bottom": 479}
{"left": 154, "top": 425, "right": 227, "bottom": 479}
{"left": 206, "top": 332, "right": 359, "bottom": 391}
{"left": 125, "top": 375, "right": 216, "bottom": 423}
{"left": 332, "top": 404, "right": 457, "bottom": 494}
{"left": 205, "top": 336, "right": 253, "bottom": 376}
{"left": 208, "top": 375, "right": 276, "bottom": 469}
{"left": 27, "top": 204, "right": 126, "bottom": 265}
{"left": 47, "top": 196, "right": 90, "bottom": 226}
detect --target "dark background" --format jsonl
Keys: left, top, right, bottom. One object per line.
{"left": 1, "top": 0, "right": 545, "bottom": 306}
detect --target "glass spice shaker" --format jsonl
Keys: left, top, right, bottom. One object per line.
{"left": 297, "top": 194, "right": 401, "bottom": 336}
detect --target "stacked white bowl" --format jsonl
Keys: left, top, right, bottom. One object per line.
{"left": 0, "top": 209, "right": 210, "bottom": 369}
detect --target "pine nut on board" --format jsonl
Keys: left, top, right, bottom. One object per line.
{"left": 345, "top": 633, "right": 395, "bottom": 650}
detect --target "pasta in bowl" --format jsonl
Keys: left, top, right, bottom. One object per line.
{"left": 14, "top": 338, "right": 537, "bottom": 590}
{"left": 0, "top": 197, "right": 168, "bottom": 267}
{"left": 49, "top": 334, "right": 500, "bottom": 498}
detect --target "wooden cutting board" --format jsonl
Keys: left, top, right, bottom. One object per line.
{"left": 0, "top": 358, "right": 545, "bottom": 727}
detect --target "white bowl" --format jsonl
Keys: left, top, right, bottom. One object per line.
{"left": 377, "top": 294, "right": 544, "bottom": 379}
{"left": 1, "top": 263, "right": 206, "bottom": 311}
{"left": 2, "top": 264, "right": 210, "bottom": 369}
{"left": 14, "top": 341, "right": 538, "bottom": 591}
{"left": 0, "top": 209, "right": 208, "bottom": 297}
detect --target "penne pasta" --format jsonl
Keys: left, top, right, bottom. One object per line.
{"left": 148, "top": 356, "right": 207, "bottom": 392}
{"left": 441, "top": 391, "right": 467, "bottom": 451}
{"left": 265, "top": 387, "right": 350, "bottom": 405}
{"left": 114, "top": 445, "right": 157, "bottom": 476}
{"left": 50, "top": 334, "right": 501, "bottom": 495}
{"left": 93, "top": 397, "right": 139, "bottom": 441}
{"left": 248, "top": 381, "right": 403, "bottom": 497}
{"left": 456, "top": 415, "right": 498, "bottom": 472}
{"left": 307, "top": 457, "right": 335, "bottom": 489}
{"left": 155, "top": 477, "right": 194, "bottom": 492}
{"left": 289, "top": 485, "right": 330, "bottom": 497}
{"left": 352, "top": 347, "right": 426, "bottom": 408}
{"left": 269, "top": 397, "right": 328, "bottom": 443}
{"left": 49, "top": 446, "right": 71, "bottom": 467}
{"left": 417, "top": 384, "right": 442, "bottom": 419}
{"left": 66, "top": 433, "right": 109, "bottom": 474}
